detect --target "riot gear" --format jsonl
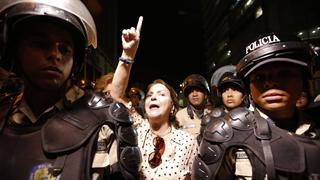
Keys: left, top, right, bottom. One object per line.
{"left": 128, "top": 86, "right": 145, "bottom": 117}
{"left": 0, "top": 1, "right": 142, "bottom": 179}
{"left": 217, "top": 72, "right": 245, "bottom": 95}
{"left": 128, "top": 87, "right": 145, "bottom": 100}
{"left": 182, "top": 74, "right": 210, "bottom": 97}
{"left": 193, "top": 107, "right": 320, "bottom": 180}
{"left": 210, "top": 65, "right": 236, "bottom": 89}
{"left": 209, "top": 65, "right": 237, "bottom": 107}
{"left": 236, "top": 33, "right": 315, "bottom": 80}
{"left": 0, "top": 0, "right": 97, "bottom": 72}
{"left": 0, "top": 91, "right": 141, "bottom": 180}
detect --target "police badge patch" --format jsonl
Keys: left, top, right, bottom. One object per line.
{"left": 29, "top": 163, "right": 60, "bottom": 180}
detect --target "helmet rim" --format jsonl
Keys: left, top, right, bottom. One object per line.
{"left": 0, "top": 0, "right": 97, "bottom": 48}
{"left": 236, "top": 35, "right": 313, "bottom": 80}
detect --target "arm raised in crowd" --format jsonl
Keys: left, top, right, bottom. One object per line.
{"left": 111, "top": 16, "right": 143, "bottom": 104}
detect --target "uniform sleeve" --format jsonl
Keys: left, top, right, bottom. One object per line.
{"left": 92, "top": 125, "right": 117, "bottom": 168}
{"left": 91, "top": 125, "right": 118, "bottom": 180}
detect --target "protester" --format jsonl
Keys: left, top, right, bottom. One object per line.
{"left": 193, "top": 33, "right": 320, "bottom": 179}
{"left": 111, "top": 19, "right": 198, "bottom": 180}
{"left": 0, "top": 1, "right": 141, "bottom": 179}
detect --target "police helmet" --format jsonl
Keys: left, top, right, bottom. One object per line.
{"left": 128, "top": 87, "right": 145, "bottom": 100}
{"left": 0, "top": 0, "right": 97, "bottom": 72}
{"left": 217, "top": 72, "right": 245, "bottom": 94}
{"left": 237, "top": 33, "right": 314, "bottom": 81}
{"left": 210, "top": 65, "right": 236, "bottom": 88}
{"left": 182, "top": 74, "right": 210, "bottom": 97}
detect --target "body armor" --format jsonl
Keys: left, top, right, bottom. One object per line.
{"left": 0, "top": 91, "right": 141, "bottom": 180}
{"left": 197, "top": 107, "right": 226, "bottom": 144}
{"left": 192, "top": 107, "right": 320, "bottom": 180}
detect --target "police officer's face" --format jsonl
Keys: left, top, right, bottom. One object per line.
{"left": 16, "top": 21, "right": 74, "bottom": 91}
{"left": 221, "top": 85, "right": 244, "bottom": 110}
{"left": 187, "top": 87, "right": 207, "bottom": 108}
{"left": 249, "top": 62, "right": 303, "bottom": 118}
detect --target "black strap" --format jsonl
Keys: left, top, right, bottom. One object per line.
{"left": 106, "top": 133, "right": 116, "bottom": 153}
{"left": 253, "top": 110, "right": 276, "bottom": 180}
{"left": 51, "top": 155, "right": 67, "bottom": 177}
{"left": 187, "top": 105, "right": 194, "bottom": 119}
{"left": 261, "top": 139, "right": 276, "bottom": 179}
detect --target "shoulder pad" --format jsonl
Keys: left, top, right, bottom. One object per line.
{"left": 192, "top": 155, "right": 212, "bottom": 180}
{"left": 201, "top": 113, "right": 213, "bottom": 127}
{"left": 42, "top": 93, "right": 107, "bottom": 154}
{"left": 199, "top": 140, "right": 222, "bottom": 164}
{"left": 119, "top": 146, "right": 142, "bottom": 179}
{"left": 87, "top": 91, "right": 113, "bottom": 109}
{"left": 203, "top": 116, "right": 233, "bottom": 142}
{"left": 117, "top": 126, "right": 138, "bottom": 146}
{"left": 108, "top": 102, "right": 133, "bottom": 126}
{"left": 228, "top": 107, "right": 255, "bottom": 130}
{"left": 210, "top": 107, "right": 225, "bottom": 118}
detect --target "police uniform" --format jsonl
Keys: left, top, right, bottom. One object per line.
{"left": 0, "top": 0, "right": 141, "bottom": 179}
{"left": 177, "top": 74, "right": 211, "bottom": 139}
{"left": 193, "top": 106, "right": 320, "bottom": 180}
{"left": 0, "top": 86, "right": 141, "bottom": 179}
{"left": 176, "top": 106, "right": 211, "bottom": 137}
{"left": 192, "top": 33, "right": 320, "bottom": 179}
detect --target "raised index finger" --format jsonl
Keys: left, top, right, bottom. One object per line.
{"left": 136, "top": 16, "right": 143, "bottom": 33}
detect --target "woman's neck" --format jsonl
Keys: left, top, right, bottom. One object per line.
{"left": 149, "top": 120, "right": 171, "bottom": 137}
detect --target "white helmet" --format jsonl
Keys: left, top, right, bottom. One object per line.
{"left": 0, "top": 0, "right": 97, "bottom": 71}
{"left": 0, "top": 0, "right": 97, "bottom": 47}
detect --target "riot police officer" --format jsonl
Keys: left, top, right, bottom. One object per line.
{"left": 0, "top": 0, "right": 142, "bottom": 179}
{"left": 213, "top": 65, "right": 247, "bottom": 114}
{"left": 193, "top": 33, "right": 320, "bottom": 179}
{"left": 210, "top": 65, "right": 237, "bottom": 108}
{"left": 127, "top": 86, "right": 145, "bottom": 117}
{"left": 219, "top": 73, "right": 247, "bottom": 107}
{"left": 198, "top": 66, "right": 248, "bottom": 148}
{"left": 176, "top": 74, "right": 211, "bottom": 139}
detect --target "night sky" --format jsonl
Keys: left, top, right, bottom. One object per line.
{"left": 118, "top": 0, "right": 208, "bottom": 92}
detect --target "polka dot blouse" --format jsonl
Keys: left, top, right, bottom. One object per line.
{"left": 131, "top": 112, "right": 199, "bottom": 180}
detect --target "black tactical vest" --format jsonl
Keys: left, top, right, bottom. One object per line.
{"left": 192, "top": 107, "right": 320, "bottom": 180}
{"left": 0, "top": 91, "right": 141, "bottom": 180}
